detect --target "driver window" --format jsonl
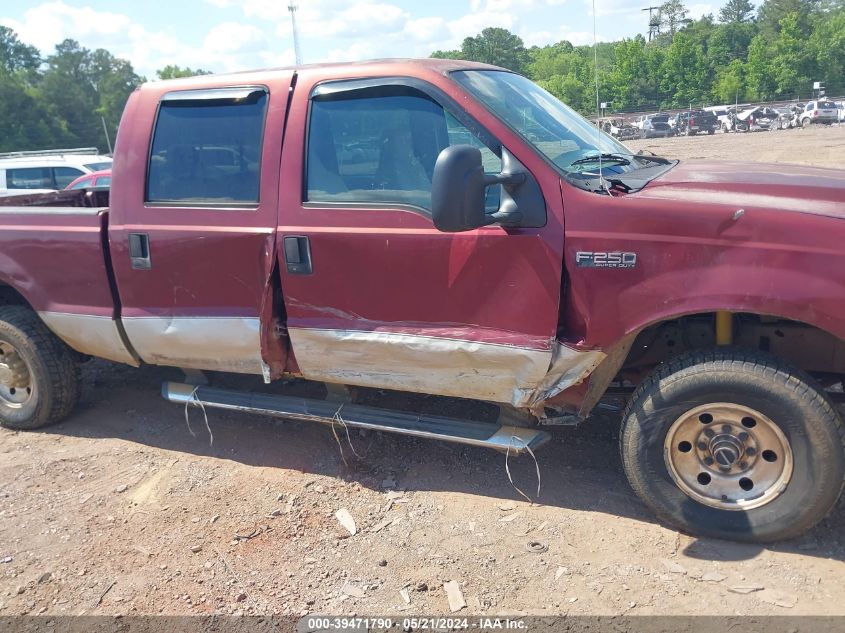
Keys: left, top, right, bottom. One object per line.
{"left": 306, "top": 87, "right": 501, "bottom": 212}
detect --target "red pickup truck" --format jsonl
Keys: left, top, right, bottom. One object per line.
{"left": 1, "top": 59, "right": 844, "bottom": 542}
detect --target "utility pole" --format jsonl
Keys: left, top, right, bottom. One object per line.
{"left": 642, "top": 6, "right": 661, "bottom": 41}
{"left": 101, "top": 116, "right": 113, "bottom": 155}
{"left": 288, "top": 2, "right": 302, "bottom": 65}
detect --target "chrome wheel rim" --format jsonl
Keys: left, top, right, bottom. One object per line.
{"left": 664, "top": 403, "right": 793, "bottom": 511}
{"left": 0, "top": 341, "right": 33, "bottom": 408}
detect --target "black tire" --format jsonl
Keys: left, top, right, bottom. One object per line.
{"left": 0, "top": 306, "right": 81, "bottom": 430}
{"left": 620, "top": 348, "right": 845, "bottom": 542}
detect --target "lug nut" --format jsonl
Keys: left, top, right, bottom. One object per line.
{"left": 739, "top": 461, "right": 748, "bottom": 469}
{"left": 704, "top": 428, "right": 715, "bottom": 438}
{"left": 745, "top": 447, "right": 757, "bottom": 456}
{"left": 697, "top": 442, "right": 707, "bottom": 451}
{"left": 704, "top": 457, "right": 714, "bottom": 466}
{"left": 738, "top": 432, "right": 749, "bottom": 442}
{"left": 722, "top": 424, "right": 732, "bottom": 433}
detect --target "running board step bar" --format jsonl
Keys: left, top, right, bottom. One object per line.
{"left": 163, "top": 382, "right": 550, "bottom": 453}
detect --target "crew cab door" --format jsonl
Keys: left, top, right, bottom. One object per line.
{"left": 277, "top": 76, "right": 566, "bottom": 407}
{"left": 109, "top": 75, "right": 292, "bottom": 374}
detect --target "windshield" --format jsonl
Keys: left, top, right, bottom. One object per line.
{"left": 452, "top": 70, "right": 643, "bottom": 175}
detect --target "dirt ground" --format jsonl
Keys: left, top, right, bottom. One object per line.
{"left": 626, "top": 121, "right": 845, "bottom": 165}
{"left": 2, "top": 125, "right": 845, "bottom": 621}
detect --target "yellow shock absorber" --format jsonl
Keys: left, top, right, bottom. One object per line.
{"left": 715, "top": 311, "right": 733, "bottom": 346}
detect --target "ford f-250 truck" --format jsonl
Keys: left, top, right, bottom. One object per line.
{"left": 1, "top": 59, "right": 844, "bottom": 543}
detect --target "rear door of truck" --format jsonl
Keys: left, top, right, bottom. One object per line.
{"left": 108, "top": 72, "right": 293, "bottom": 375}
{"left": 275, "top": 69, "right": 565, "bottom": 408}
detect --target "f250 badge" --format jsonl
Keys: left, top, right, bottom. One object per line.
{"left": 576, "top": 251, "right": 637, "bottom": 268}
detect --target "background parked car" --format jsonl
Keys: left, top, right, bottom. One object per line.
{"left": 742, "top": 106, "right": 778, "bottom": 131}
{"left": 0, "top": 148, "right": 112, "bottom": 197}
{"left": 64, "top": 169, "right": 112, "bottom": 190}
{"left": 639, "top": 113, "right": 672, "bottom": 138}
{"left": 673, "top": 110, "right": 717, "bottom": 135}
{"left": 800, "top": 100, "right": 838, "bottom": 126}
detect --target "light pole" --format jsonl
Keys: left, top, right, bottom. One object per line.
{"left": 288, "top": 2, "right": 302, "bottom": 65}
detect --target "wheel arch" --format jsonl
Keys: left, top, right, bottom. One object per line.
{"left": 0, "top": 280, "right": 35, "bottom": 310}
{"left": 577, "top": 309, "right": 845, "bottom": 419}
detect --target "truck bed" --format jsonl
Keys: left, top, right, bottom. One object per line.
{"left": 0, "top": 188, "right": 136, "bottom": 364}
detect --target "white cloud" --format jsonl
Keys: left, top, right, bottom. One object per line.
{"left": 1, "top": 1, "right": 131, "bottom": 53}
{"left": 447, "top": 11, "right": 515, "bottom": 39}
{"left": 403, "top": 16, "right": 448, "bottom": 42}
{"left": 688, "top": 3, "right": 716, "bottom": 19}
{"left": 0, "top": 1, "right": 286, "bottom": 76}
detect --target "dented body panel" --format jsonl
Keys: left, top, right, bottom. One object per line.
{"left": 1, "top": 59, "right": 844, "bottom": 416}
{"left": 561, "top": 160, "right": 845, "bottom": 354}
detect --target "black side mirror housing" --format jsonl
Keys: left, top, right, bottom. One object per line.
{"left": 431, "top": 145, "right": 489, "bottom": 233}
{"left": 431, "top": 145, "right": 546, "bottom": 233}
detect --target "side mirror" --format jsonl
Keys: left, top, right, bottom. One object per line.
{"left": 430, "top": 145, "right": 488, "bottom": 233}
{"left": 431, "top": 144, "right": 547, "bottom": 233}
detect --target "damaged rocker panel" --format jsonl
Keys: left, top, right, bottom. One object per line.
{"left": 121, "top": 316, "right": 264, "bottom": 374}
{"left": 288, "top": 327, "right": 605, "bottom": 408}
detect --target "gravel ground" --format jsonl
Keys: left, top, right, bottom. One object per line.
{"left": 1, "top": 125, "right": 845, "bottom": 620}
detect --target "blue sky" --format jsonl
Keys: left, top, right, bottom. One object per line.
{"left": 1, "top": 0, "right": 716, "bottom": 77}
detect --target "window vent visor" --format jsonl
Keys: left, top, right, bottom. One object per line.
{"left": 161, "top": 86, "right": 268, "bottom": 105}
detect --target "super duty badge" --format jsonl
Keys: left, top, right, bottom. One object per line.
{"left": 576, "top": 251, "right": 637, "bottom": 268}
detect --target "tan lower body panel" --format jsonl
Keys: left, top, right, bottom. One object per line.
{"left": 288, "top": 327, "right": 605, "bottom": 408}
{"left": 121, "top": 316, "right": 264, "bottom": 374}
{"left": 38, "top": 312, "right": 139, "bottom": 366}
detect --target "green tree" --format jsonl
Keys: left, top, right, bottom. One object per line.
{"left": 713, "top": 58, "right": 748, "bottom": 102}
{"left": 660, "top": 0, "right": 693, "bottom": 35}
{"left": 769, "top": 12, "right": 815, "bottom": 96}
{"left": 155, "top": 65, "right": 213, "bottom": 80}
{"left": 436, "top": 27, "right": 529, "bottom": 72}
{"left": 707, "top": 22, "right": 757, "bottom": 66}
{"left": 757, "top": 0, "right": 818, "bottom": 35}
{"left": 808, "top": 9, "right": 845, "bottom": 95}
{"left": 429, "top": 49, "right": 462, "bottom": 60}
{"left": 35, "top": 39, "right": 141, "bottom": 150}
{"left": 0, "top": 25, "right": 40, "bottom": 76}
{"left": 661, "top": 31, "right": 709, "bottom": 105}
{"left": 746, "top": 33, "right": 777, "bottom": 98}
{"left": 0, "top": 66, "right": 70, "bottom": 152}
{"left": 719, "top": 0, "right": 756, "bottom": 22}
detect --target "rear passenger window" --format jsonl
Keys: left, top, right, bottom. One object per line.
{"left": 306, "top": 87, "right": 501, "bottom": 212}
{"left": 146, "top": 88, "right": 268, "bottom": 205}
{"left": 6, "top": 167, "right": 53, "bottom": 190}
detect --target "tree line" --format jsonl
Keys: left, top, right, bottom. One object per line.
{"left": 0, "top": 27, "right": 209, "bottom": 154}
{"left": 433, "top": 0, "right": 845, "bottom": 113}
{"left": 1, "top": 0, "right": 842, "bottom": 153}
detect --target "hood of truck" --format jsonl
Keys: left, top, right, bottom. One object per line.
{"left": 639, "top": 160, "right": 845, "bottom": 219}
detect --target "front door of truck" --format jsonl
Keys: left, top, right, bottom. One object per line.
{"left": 277, "top": 75, "right": 566, "bottom": 407}
{"left": 109, "top": 75, "right": 292, "bottom": 375}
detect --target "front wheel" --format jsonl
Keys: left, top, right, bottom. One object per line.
{"left": 620, "top": 349, "right": 845, "bottom": 542}
{"left": 0, "top": 306, "right": 81, "bottom": 430}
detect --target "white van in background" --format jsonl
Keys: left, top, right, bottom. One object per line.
{"left": 0, "top": 148, "right": 112, "bottom": 197}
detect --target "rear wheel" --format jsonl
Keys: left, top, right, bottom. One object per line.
{"left": 802, "top": 117, "right": 811, "bottom": 128}
{"left": 620, "top": 349, "right": 845, "bottom": 542}
{"left": 0, "top": 306, "right": 80, "bottom": 430}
